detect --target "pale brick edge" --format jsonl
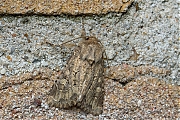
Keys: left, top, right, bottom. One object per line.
{"left": 0, "top": 0, "right": 133, "bottom": 15}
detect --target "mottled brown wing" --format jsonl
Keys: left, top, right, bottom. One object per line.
{"left": 77, "top": 56, "right": 104, "bottom": 115}
{"left": 47, "top": 37, "right": 105, "bottom": 115}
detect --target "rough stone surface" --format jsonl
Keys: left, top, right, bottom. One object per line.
{"left": 0, "top": 0, "right": 134, "bottom": 15}
{"left": 0, "top": 68, "right": 179, "bottom": 119}
{"left": 107, "top": 65, "right": 171, "bottom": 83}
{"left": 0, "top": 0, "right": 179, "bottom": 119}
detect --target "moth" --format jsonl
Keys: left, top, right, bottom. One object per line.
{"left": 47, "top": 24, "right": 105, "bottom": 115}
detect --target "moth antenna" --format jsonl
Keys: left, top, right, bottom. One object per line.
{"left": 81, "top": 0, "right": 87, "bottom": 39}
{"left": 61, "top": 17, "right": 86, "bottom": 46}
{"left": 58, "top": 1, "right": 86, "bottom": 46}
{"left": 60, "top": 37, "right": 82, "bottom": 46}
{"left": 81, "top": 16, "right": 86, "bottom": 39}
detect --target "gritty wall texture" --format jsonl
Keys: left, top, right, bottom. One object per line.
{"left": 0, "top": 0, "right": 179, "bottom": 85}
{"left": 0, "top": 0, "right": 179, "bottom": 119}
{"left": 0, "top": 0, "right": 134, "bottom": 15}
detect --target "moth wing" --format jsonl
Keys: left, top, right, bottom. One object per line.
{"left": 47, "top": 52, "right": 81, "bottom": 108}
{"left": 48, "top": 37, "right": 105, "bottom": 116}
{"left": 47, "top": 78, "right": 79, "bottom": 108}
{"left": 78, "top": 60, "right": 104, "bottom": 116}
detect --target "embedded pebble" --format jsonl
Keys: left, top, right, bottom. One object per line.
{"left": 0, "top": 68, "right": 6, "bottom": 75}
{"left": 41, "top": 60, "right": 49, "bottom": 67}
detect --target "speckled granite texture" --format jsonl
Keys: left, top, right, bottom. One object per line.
{"left": 0, "top": 0, "right": 179, "bottom": 84}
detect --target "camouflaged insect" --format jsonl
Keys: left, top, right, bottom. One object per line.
{"left": 47, "top": 32, "right": 105, "bottom": 115}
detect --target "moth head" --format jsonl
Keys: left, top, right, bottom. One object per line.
{"left": 85, "top": 36, "right": 90, "bottom": 40}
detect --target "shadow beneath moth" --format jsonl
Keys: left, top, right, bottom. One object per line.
{"left": 47, "top": 29, "right": 105, "bottom": 115}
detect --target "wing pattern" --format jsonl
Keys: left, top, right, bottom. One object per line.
{"left": 47, "top": 37, "right": 104, "bottom": 115}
